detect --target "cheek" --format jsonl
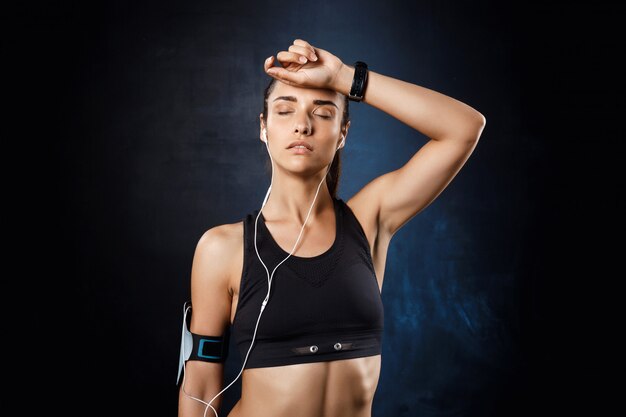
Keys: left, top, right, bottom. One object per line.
{"left": 267, "top": 115, "right": 290, "bottom": 130}
{"left": 327, "top": 123, "right": 342, "bottom": 136}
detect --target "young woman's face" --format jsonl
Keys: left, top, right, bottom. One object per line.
{"left": 263, "top": 82, "right": 345, "bottom": 173}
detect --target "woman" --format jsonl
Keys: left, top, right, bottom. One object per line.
{"left": 178, "top": 39, "right": 486, "bottom": 417}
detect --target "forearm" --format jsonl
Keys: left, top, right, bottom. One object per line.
{"left": 332, "top": 63, "right": 485, "bottom": 141}
{"left": 178, "top": 361, "right": 224, "bottom": 416}
{"left": 178, "top": 386, "right": 223, "bottom": 416}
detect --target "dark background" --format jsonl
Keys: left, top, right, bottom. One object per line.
{"left": 5, "top": 0, "right": 621, "bottom": 415}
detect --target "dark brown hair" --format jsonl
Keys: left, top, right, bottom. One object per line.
{"left": 261, "top": 78, "right": 350, "bottom": 199}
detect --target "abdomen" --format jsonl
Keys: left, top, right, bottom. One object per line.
{"left": 229, "top": 355, "right": 381, "bottom": 417}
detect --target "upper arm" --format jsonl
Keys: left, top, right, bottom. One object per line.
{"left": 190, "top": 226, "right": 233, "bottom": 336}
{"left": 358, "top": 120, "right": 485, "bottom": 238}
{"left": 179, "top": 226, "right": 233, "bottom": 415}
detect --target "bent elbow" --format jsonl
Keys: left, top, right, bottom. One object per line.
{"left": 471, "top": 112, "right": 486, "bottom": 142}
{"left": 477, "top": 112, "right": 486, "bottom": 129}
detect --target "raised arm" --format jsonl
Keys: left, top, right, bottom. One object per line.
{"left": 264, "top": 39, "right": 486, "bottom": 239}
{"left": 331, "top": 63, "right": 486, "bottom": 237}
{"left": 178, "top": 226, "right": 233, "bottom": 416}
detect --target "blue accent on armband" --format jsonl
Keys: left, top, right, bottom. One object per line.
{"left": 198, "top": 339, "right": 223, "bottom": 360}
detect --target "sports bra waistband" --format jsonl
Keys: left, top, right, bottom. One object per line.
{"left": 240, "top": 329, "right": 383, "bottom": 369}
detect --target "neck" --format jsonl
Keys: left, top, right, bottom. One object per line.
{"left": 262, "top": 171, "right": 334, "bottom": 226}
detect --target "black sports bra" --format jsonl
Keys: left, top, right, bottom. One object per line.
{"left": 231, "top": 197, "right": 384, "bottom": 369}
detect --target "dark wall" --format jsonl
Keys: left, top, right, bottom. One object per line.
{"left": 8, "top": 0, "right": 621, "bottom": 415}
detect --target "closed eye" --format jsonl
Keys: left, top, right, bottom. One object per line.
{"left": 277, "top": 112, "right": 331, "bottom": 119}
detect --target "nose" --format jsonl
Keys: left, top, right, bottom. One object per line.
{"left": 294, "top": 115, "right": 312, "bottom": 136}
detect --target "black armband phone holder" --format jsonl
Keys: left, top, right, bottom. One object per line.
{"left": 177, "top": 301, "right": 230, "bottom": 385}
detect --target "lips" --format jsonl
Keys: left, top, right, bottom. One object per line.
{"left": 287, "top": 140, "right": 313, "bottom": 151}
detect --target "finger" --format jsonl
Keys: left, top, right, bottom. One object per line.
{"left": 264, "top": 55, "right": 282, "bottom": 77}
{"left": 264, "top": 55, "right": 276, "bottom": 72}
{"left": 293, "top": 39, "right": 317, "bottom": 60}
{"left": 264, "top": 54, "right": 293, "bottom": 73}
{"left": 265, "top": 65, "right": 305, "bottom": 85}
{"left": 277, "top": 50, "right": 309, "bottom": 65}
{"left": 288, "top": 44, "right": 318, "bottom": 62}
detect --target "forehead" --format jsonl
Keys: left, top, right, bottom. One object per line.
{"left": 270, "top": 81, "right": 341, "bottom": 106}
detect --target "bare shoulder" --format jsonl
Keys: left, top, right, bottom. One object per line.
{"left": 196, "top": 222, "right": 243, "bottom": 257}
{"left": 194, "top": 221, "right": 244, "bottom": 296}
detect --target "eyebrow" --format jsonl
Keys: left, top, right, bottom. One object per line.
{"left": 273, "top": 96, "right": 339, "bottom": 109}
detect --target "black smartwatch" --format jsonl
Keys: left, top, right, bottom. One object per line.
{"left": 348, "top": 61, "right": 368, "bottom": 102}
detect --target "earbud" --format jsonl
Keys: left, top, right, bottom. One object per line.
{"left": 337, "top": 134, "right": 345, "bottom": 151}
{"left": 262, "top": 129, "right": 268, "bottom": 143}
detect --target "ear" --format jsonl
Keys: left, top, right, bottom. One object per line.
{"left": 259, "top": 113, "right": 267, "bottom": 143}
{"left": 338, "top": 121, "right": 350, "bottom": 149}
{"left": 343, "top": 120, "right": 351, "bottom": 136}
